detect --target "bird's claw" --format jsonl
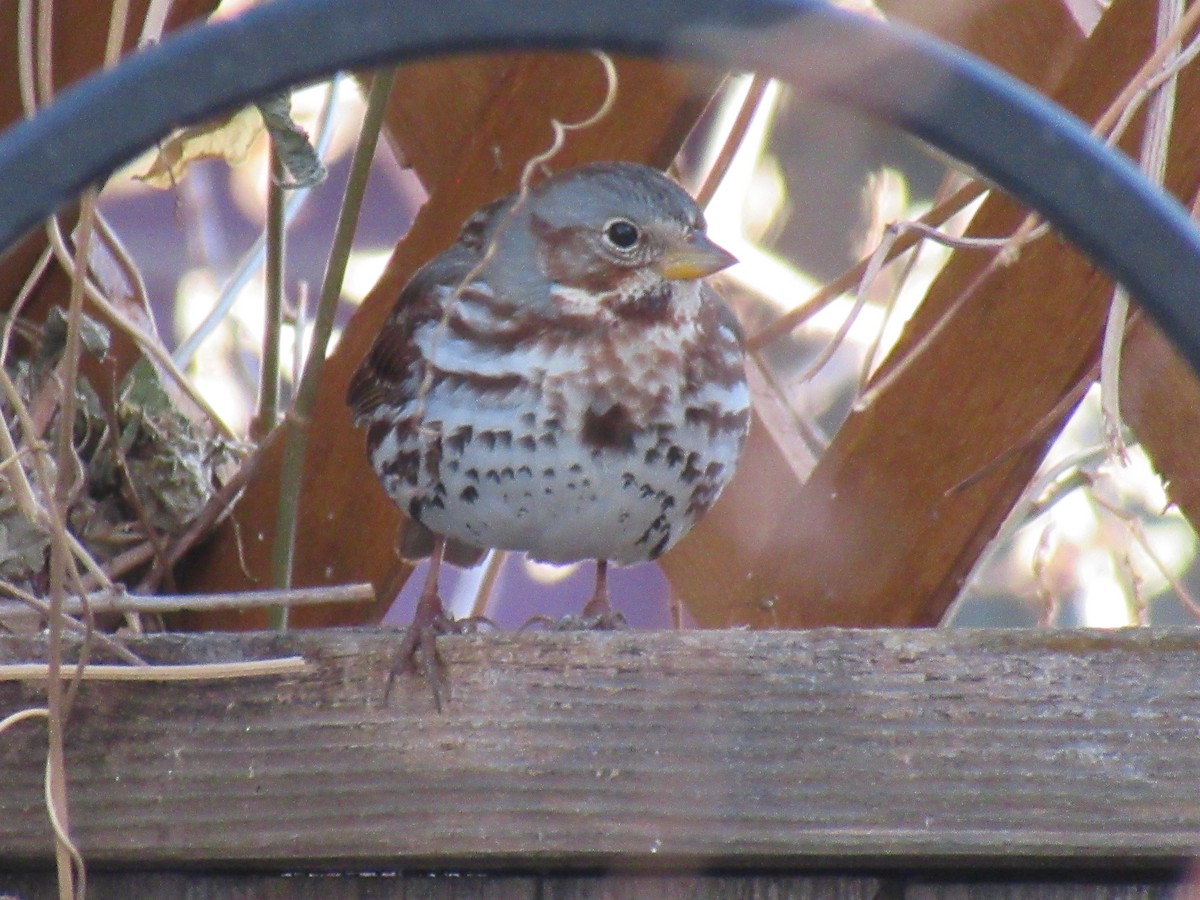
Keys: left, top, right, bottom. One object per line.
{"left": 385, "top": 611, "right": 498, "bottom": 711}
{"left": 519, "top": 609, "right": 627, "bottom": 632}
{"left": 385, "top": 609, "right": 454, "bottom": 710}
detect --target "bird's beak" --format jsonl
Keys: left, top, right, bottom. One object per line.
{"left": 657, "top": 233, "right": 737, "bottom": 280}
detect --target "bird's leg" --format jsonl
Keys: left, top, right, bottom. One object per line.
{"left": 387, "top": 535, "right": 454, "bottom": 710}
{"left": 579, "top": 559, "right": 626, "bottom": 629}
{"left": 581, "top": 559, "right": 610, "bottom": 619}
{"left": 517, "top": 559, "right": 628, "bottom": 631}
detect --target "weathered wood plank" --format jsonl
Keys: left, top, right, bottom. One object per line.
{"left": 2, "top": 628, "right": 1200, "bottom": 868}
{"left": 670, "top": 0, "right": 1085, "bottom": 631}
{"left": 0, "top": 873, "right": 1178, "bottom": 900}
{"left": 692, "top": 0, "right": 1200, "bottom": 632}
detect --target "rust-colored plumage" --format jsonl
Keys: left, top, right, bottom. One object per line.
{"left": 349, "top": 162, "right": 749, "bottom": 705}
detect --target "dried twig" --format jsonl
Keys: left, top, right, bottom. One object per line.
{"left": 790, "top": 214, "right": 1026, "bottom": 390}
{"left": 0, "top": 582, "right": 375, "bottom": 619}
{"left": 0, "top": 656, "right": 308, "bottom": 682}
{"left": 43, "top": 216, "right": 234, "bottom": 439}
{"left": 268, "top": 68, "right": 398, "bottom": 629}
{"left": 46, "top": 184, "right": 96, "bottom": 900}
{"left": 0, "top": 245, "right": 52, "bottom": 365}
{"left": 1091, "top": 490, "right": 1200, "bottom": 623}
{"left": 255, "top": 147, "right": 287, "bottom": 440}
{"left": 853, "top": 211, "right": 1044, "bottom": 412}
{"left": 1100, "top": 0, "right": 1182, "bottom": 466}
{"left": 173, "top": 76, "right": 341, "bottom": 368}
{"left": 745, "top": 181, "right": 988, "bottom": 351}
{"left": 0, "top": 580, "right": 145, "bottom": 665}
{"left": 694, "top": 75, "right": 770, "bottom": 209}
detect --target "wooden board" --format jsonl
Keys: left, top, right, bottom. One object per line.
{"left": 680, "top": 0, "right": 1200, "bottom": 630}
{"left": 663, "top": 0, "right": 1087, "bottom": 628}
{"left": 0, "top": 872, "right": 1178, "bottom": 899}
{"left": 2, "top": 627, "right": 1200, "bottom": 869}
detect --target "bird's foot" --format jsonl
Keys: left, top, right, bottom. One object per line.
{"left": 385, "top": 597, "right": 494, "bottom": 711}
{"left": 520, "top": 601, "right": 627, "bottom": 633}
{"left": 575, "top": 592, "right": 628, "bottom": 630}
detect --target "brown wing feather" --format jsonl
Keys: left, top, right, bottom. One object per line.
{"left": 346, "top": 231, "right": 491, "bottom": 421}
{"left": 347, "top": 193, "right": 523, "bottom": 420}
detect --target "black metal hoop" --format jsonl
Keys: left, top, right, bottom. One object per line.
{"left": 1, "top": 0, "right": 1197, "bottom": 375}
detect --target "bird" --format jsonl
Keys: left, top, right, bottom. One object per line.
{"left": 347, "top": 161, "right": 750, "bottom": 705}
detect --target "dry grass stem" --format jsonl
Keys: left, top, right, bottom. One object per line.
{"left": 256, "top": 147, "right": 287, "bottom": 440}
{"left": 174, "top": 79, "right": 340, "bottom": 369}
{"left": 947, "top": 446, "right": 1105, "bottom": 628}
{"left": 93, "top": 211, "right": 152, "bottom": 316}
{"left": 137, "top": 0, "right": 172, "bottom": 46}
{"left": 791, "top": 193, "right": 1037, "bottom": 392}
{"left": 0, "top": 381, "right": 43, "bottom": 520}
{"left": 42, "top": 756, "right": 86, "bottom": 900}
{"left": 946, "top": 362, "right": 1099, "bottom": 498}
{"left": 16, "top": 0, "right": 37, "bottom": 118}
{"left": 520, "top": 51, "right": 617, "bottom": 192}
{"left": 268, "top": 70, "right": 394, "bottom": 629}
{"left": 34, "top": 0, "right": 53, "bottom": 109}
{"left": 45, "top": 190, "right": 95, "bottom": 900}
{"left": 0, "top": 244, "right": 52, "bottom": 364}
{"left": 96, "top": 541, "right": 158, "bottom": 588}
{"left": 853, "top": 212, "right": 1042, "bottom": 413}
{"left": 1031, "top": 522, "right": 1058, "bottom": 627}
{"left": 102, "top": 0, "right": 131, "bottom": 68}
{"left": 1100, "top": 0, "right": 1183, "bottom": 467}
{"left": 1088, "top": 487, "right": 1200, "bottom": 622}
{"left": 794, "top": 223, "right": 900, "bottom": 386}
{"left": 0, "top": 656, "right": 308, "bottom": 682}
{"left": 0, "top": 580, "right": 144, "bottom": 665}
{"left": 0, "top": 705, "right": 49, "bottom": 735}
{"left": 1096, "top": 0, "right": 1200, "bottom": 142}
{"left": 0, "top": 582, "right": 375, "bottom": 620}
{"left": 857, "top": 173, "right": 943, "bottom": 393}
{"left": 746, "top": 181, "right": 988, "bottom": 351}
{"left": 752, "top": 2, "right": 1200, "bottom": 372}
{"left": 694, "top": 75, "right": 770, "bottom": 209}
{"left": 0, "top": 704, "right": 88, "bottom": 898}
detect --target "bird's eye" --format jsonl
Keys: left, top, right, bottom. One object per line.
{"left": 603, "top": 219, "right": 641, "bottom": 250}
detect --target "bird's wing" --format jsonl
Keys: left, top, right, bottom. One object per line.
{"left": 345, "top": 251, "right": 480, "bottom": 420}
{"left": 346, "top": 196, "right": 518, "bottom": 421}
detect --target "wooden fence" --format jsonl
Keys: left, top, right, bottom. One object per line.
{"left": 1, "top": 627, "right": 1197, "bottom": 896}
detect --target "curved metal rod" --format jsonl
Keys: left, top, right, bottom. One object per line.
{"left": 1, "top": 0, "right": 1199, "bottom": 374}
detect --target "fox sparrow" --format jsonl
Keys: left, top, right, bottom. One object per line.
{"left": 348, "top": 161, "right": 750, "bottom": 704}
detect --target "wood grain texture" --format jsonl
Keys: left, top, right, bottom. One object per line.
{"left": 680, "top": 0, "right": 1200, "bottom": 630}
{"left": 0, "top": 873, "right": 884, "bottom": 899}
{"left": 878, "top": 0, "right": 1082, "bottom": 90}
{"left": 0, "top": 873, "right": 1178, "bottom": 899}
{"left": 1121, "top": 315, "right": 1200, "bottom": 530}
{"left": 175, "top": 54, "right": 724, "bottom": 627}
{"left": 3, "top": 628, "right": 1200, "bottom": 869}
{"left": 665, "top": 0, "right": 1085, "bottom": 629}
